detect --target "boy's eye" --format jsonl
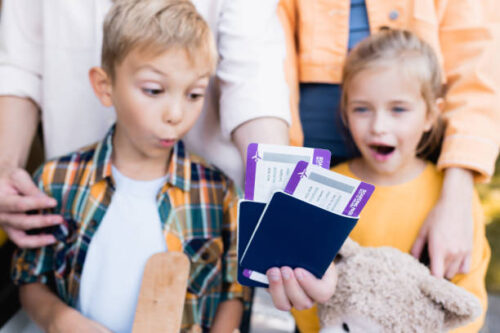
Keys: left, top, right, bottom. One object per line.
{"left": 188, "top": 93, "right": 204, "bottom": 101}
{"left": 142, "top": 88, "right": 164, "bottom": 96}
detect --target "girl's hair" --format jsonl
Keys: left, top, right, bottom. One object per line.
{"left": 341, "top": 29, "right": 444, "bottom": 158}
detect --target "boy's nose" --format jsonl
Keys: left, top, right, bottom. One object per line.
{"left": 162, "top": 102, "right": 183, "bottom": 125}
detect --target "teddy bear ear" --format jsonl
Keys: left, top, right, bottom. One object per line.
{"left": 338, "top": 238, "right": 360, "bottom": 258}
{"left": 419, "top": 276, "right": 482, "bottom": 330}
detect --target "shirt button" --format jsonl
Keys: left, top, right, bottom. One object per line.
{"left": 389, "top": 10, "right": 399, "bottom": 20}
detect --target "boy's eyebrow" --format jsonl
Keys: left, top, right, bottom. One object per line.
{"left": 136, "top": 64, "right": 211, "bottom": 80}
{"left": 136, "top": 64, "right": 167, "bottom": 76}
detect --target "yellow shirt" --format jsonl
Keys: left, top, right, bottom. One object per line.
{"left": 292, "top": 162, "right": 490, "bottom": 333}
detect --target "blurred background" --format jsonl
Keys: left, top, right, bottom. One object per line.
{"left": 0, "top": 0, "right": 498, "bottom": 330}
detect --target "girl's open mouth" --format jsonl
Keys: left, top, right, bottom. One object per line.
{"left": 369, "top": 144, "right": 395, "bottom": 161}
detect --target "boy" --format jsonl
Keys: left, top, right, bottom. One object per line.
{"left": 11, "top": 0, "right": 248, "bottom": 332}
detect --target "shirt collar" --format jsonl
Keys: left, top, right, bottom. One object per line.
{"left": 90, "top": 126, "right": 191, "bottom": 192}
{"left": 164, "top": 139, "right": 191, "bottom": 192}
{"left": 90, "top": 126, "right": 114, "bottom": 186}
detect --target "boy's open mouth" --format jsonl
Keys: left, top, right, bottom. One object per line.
{"left": 369, "top": 144, "right": 395, "bottom": 155}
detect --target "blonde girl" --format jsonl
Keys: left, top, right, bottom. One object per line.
{"left": 293, "top": 29, "right": 490, "bottom": 333}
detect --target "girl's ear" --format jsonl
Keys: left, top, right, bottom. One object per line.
{"left": 89, "top": 67, "right": 113, "bottom": 107}
{"left": 424, "top": 97, "right": 444, "bottom": 132}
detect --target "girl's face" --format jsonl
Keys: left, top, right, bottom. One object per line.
{"left": 345, "top": 65, "right": 435, "bottom": 184}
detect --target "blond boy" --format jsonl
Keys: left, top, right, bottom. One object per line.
{"left": 11, "top": 1, "right": 248, "bottom": 331}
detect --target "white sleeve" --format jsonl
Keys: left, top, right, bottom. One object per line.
{"left": 0, "top": 0, "right": 43, "bottom": 107}
{"left": 216, "top": 0, "right": 291, "bottom": 138}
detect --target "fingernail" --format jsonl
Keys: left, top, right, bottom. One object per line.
{"left": 295, "top": 269, "right": 304, "bottom": 281}
{"left": 46, "top": 199, "right": 57, "bottom": 206}
{"left": 269, "top": 269, "right": 280, "bottom": 282}
{"left": 281, "top": 268, "right": 291, "bottom": 280}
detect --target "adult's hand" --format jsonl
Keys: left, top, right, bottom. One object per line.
{"left": 232, "top": 117, "right": 289, "bottom": 165}
{"left": 411, "top": 167, "right": 474, "bottom": 279}
{"left": 266, "top": 262, "right": 337, "bottom": 311}
{"left": 0, "top": 164, "right": 62, "bottom": 248}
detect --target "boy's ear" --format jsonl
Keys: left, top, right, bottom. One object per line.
{"left": 89, "top": 67, "right": 113, "bottom": 107}
{"left": 424, "top": 97, "right": 444, "bottom": 132}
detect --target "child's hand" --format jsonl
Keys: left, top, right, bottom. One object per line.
{"left": 411, "top": 167, "right": 474, "bottom": 279}
{"left": 50, "top": 307, "right": 112, "bottom": 333}
{"left": 266, "top": 262, "right": 337, "bottom": 311}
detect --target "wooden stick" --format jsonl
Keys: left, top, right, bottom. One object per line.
{"left": 132, "top": 252, "right": 190, "bottom": 333}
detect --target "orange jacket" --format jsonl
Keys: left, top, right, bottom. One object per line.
{"left": 279, "top": 0, "right": 500, "bottom": 182}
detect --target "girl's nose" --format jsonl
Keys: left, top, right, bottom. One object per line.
{"left": 370, "top": 111, "right": 389, "bottom": 134}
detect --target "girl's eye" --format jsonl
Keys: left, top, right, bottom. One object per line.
{"left": 352, "top": 106, "right": 369, "bottom": 113}
{"left": 392, "top": 106, "right": 407, "bottom": 113}
{"left": 142, "top": 88, "right": 163, "bottom": 96}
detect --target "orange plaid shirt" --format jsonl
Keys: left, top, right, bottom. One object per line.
{"left": 12, "top": 127, "right": 250, "bottom": 331}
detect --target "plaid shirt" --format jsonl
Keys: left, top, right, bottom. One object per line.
{"left": 12, "top": 127, "right": 249, "bottom": 331}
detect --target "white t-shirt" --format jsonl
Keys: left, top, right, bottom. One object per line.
{"left": 76, "top": 166, "right": 167, "bottom": 333}
{"left": 0, "top": 0, "right": 290, "bottom": 186}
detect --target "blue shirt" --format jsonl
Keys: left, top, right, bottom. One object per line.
{"left": 300, "top": 0, "right": 370, "bottom": 163}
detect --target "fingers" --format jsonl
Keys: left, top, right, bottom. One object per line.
{"left": 444, "top": 256, "right": 462, "bottom": 280}
{"left": 410, "top": 230, "right": 427, "bottom": 259}
{"left": 429, "top": 247, "right": 445, "bottom": 278}
{"left": 459, "top": 255, "right": 471, "bottom": 274}
{"left": 4, "top": 226, "right": 57, "bottom": 248}
{"left": 267, "top": 265, "right": 337, "bottom": 311}
{"left": 0, "top": 195, "right": 57, "bottom": 214}
{"left": 8, "top": 168, "right": 46, "bottom": 198}
{"left": 267, "top": 267, "right": 291, "bottom": 311}
{"left": 0, "top": 212, "right": 63, "bottom": 230}
{"left": 295, "top": 263, "right": 337, "bottom": 304}
{"left": 267, "top": 267, "right": 314, "bottom": 311}
{"left": 279, "top": 267, "right": 313, "bottom": 310}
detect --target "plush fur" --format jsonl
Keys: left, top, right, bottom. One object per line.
{"left": 318, "top": 239, "right": 482, "bottom": 333}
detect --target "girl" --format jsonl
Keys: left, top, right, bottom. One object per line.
{"left": 293, "top": 29, "right": 490, "bottom": 333}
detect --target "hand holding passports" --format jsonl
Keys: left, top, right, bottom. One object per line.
{"left": 238, "top": 144, "right": 375, "bottom": 287}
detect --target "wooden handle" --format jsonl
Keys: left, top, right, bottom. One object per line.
{"left": 132, "top": 252, "right": 190, "bottom": 333}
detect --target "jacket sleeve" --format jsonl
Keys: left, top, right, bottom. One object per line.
{"left": 437, "top": 0, "right": 500, "bottom": 183}
{"left": 0, "top": 0, "right": 43, "bottom": 107}
{"left": 216, "top": 0, "right": 291, "bottom": 138}
{"left": 450, "top": 191, "right": 490, "bottom": 332}
{"left": 278, "top": 0, "right": 303, "bottom": 147}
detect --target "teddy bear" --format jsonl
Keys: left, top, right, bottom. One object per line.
{"left": 318, "top": 239, "right": 482, "bottom": 333}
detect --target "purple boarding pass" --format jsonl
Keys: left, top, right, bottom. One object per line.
{"left": 244, "top": 143, "right": 331, "bottom": 203}
{"left": 284, "top": 161, "right": 374, "bottom": 217}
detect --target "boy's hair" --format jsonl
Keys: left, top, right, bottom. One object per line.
{"left": 341, "top": 29, "right": 444, "bottom": 158}
{"left": 102, "top": 0, "right": 217, "bottom": 79}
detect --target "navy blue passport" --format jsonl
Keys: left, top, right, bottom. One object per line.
{"left": 237, "top": 201, "right": 268, "bottom": 287}
{"left": 240, "top": 191, "right": 358, "bottom": 281}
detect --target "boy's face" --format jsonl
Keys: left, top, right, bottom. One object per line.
{"left": 104, "top": 47, "right": 210, "bottom": 172}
